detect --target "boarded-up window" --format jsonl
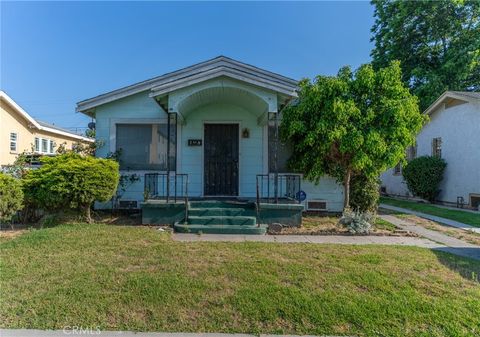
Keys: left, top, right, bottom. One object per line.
{"left": 116, "top": 124, "right": 176, "bottom": 170}
{"left": 268, "top": 124, "right": 291, "bottom": 173}
{"left": 432, "top": 137, "right": 442, "bottom": 158}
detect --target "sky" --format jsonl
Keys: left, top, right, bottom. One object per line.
{"left": 1, "top": 1, "right": 375, "bottom": 134}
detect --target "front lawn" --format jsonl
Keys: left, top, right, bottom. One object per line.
{"left": 1, "top": 224, "right": 479, "bottom": 337}
{"left": 381, "top": 196, "right": 480, "bottom": 227}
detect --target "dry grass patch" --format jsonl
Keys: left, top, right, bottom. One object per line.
{"left": 396, "top": 214, "right": 480, "bottom": 245}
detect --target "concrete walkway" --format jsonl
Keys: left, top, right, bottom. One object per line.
{"left": 173, "top": 233, "right": 442, "bottom": 248}
{"left": 379, "top": 214, "right": 480, "bottom": 260}
{"left": 0, "top": 330, "right": 345, "bottom": 337}
{"left": 380, "top": 203, "right": 480, "bottom": 234}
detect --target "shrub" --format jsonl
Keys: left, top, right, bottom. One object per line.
{"left": 23, "top": 153, "right": 119, "bottom": 223}
{"left": 402, "top": 156, "right": 447, "bottom": 202}
{"left": 350, "top": 174, "right": 380, "bottom": 213}
{"left": 0, "top": 172, "right": 24, "bottom": 223}
{"left": 339, "top": 209, "right": 373, "bottom": 234}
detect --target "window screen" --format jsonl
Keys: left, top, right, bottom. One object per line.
{"left": 116, "top": 124, "right": 176, "bottom": 170}
{"left": 10, "top": 133, "right": 17, "bottom": 152}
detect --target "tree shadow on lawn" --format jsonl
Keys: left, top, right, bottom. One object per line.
{"left": 432, "top": 248, "right": 480, "bottom": 283}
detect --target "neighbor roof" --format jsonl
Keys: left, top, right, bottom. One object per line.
{"left": 76, "top": 56, "right": 299, "bottom": 114}
{"left": 1, "top": 91, "right": 94, "bottom": 142}
{"left": 424, "top": 90, "right": 480, "bottom": 115}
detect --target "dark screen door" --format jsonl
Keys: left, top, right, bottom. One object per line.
{"left": 204, "top": 124, "right": 239, "bottom": 196}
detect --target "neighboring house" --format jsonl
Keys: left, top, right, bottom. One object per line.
{"left": 1, "top": 91, "right": 94, "bottom": 167}
{"left": 76, "top": 56, "right": 344, "bottom": 213}
{"left": 381, "top": 91, "right": 480, "bottom": 208}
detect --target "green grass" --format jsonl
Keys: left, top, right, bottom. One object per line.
{"left": 381, "top": 197, "right": 480, "bottom": 228}
{"left": 1, "top": 224, "right": 480, "bottom": 337}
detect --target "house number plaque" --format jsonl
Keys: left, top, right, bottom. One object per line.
{"left": 188, "top": 139, "right": 202, "bottom": 146}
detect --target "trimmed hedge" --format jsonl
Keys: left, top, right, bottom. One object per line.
{"left": 0, "top": 172, "right": 24, "bottom": 223}
{"left": 402, "top": 156, "right": 447, "bottom": 202}
{"left": 22, "top": 153, "right": 119, "bottom": 222}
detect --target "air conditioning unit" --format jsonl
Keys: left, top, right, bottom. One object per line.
{"left": 118, "top": 200, "right": 138, "bottom": 209}
{"left": 307, "top": 200, "right": 327, "bottom": 211}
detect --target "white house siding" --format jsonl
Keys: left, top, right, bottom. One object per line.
{"left": 302, "top": 177, "right": 344, "bottom": 212}
{"left": 381, "top": 100, "right": 480, "bottom": 205}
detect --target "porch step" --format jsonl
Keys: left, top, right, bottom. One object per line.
{"left": 187, "top": 215, "right": 256, "bottom": 226}
{"left": 188, "top": 207, "right": 253, "bottom": 217}
{"left": 174, "top": 223, "right": 267, "bottom": 235}
{"left": 189, "top": 200, "right": 255, "bottom": 209}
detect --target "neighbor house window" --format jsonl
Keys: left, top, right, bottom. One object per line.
{"left": 393, "top": 163, "right": 401, "bottom": 175}
{"left": 10, "top": 133, "right": 18, "bottom": 152}
{"left": 268, "top": 124, "right": 291, "bottom": 173}
{"left": 34, "top": 137, "right": 40, "bottom": 152}
{"left": 49, "top": 140, "right": 55, "bottom": 154}
{"left": 407, "top": 144, "right": 417, "bottom": 161}
{"left": 115, "top": 123, "right": 176, "bottom": 170}
{"left": 432, "top": 137, "right": 442, "bottom": 158}
{"left": 41, "top": 139, "right": 48, "bottom": 153}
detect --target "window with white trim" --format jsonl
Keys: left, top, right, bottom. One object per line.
{"left": 115, "top": 123, "right": 176, "bottom": 170}
{"left": 10, "top": 133, "right": 18, "bottom": 152}
{"left": 34, "top": 137, "right": 55, "bottom": 154}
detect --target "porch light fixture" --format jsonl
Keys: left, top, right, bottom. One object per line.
{"left": 242, "top": 128, "right": 250, "bottom": 138}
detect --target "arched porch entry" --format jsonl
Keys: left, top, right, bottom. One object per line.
{"left": 152, "top": 77, "right": 278, "bottom": 198}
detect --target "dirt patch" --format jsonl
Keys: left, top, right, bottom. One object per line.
{"left": 273, "top": 215, "right": 417, "bottom": 237}
{"left": 0, "top": 229, "right": 27, "bottom": 241}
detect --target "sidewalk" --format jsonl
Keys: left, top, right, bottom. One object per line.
{"left": 380, "top": 203, "right": 480, "bottom": 234}
{"left": 0, "top": 330, "right": 345, "bottom": 337}
{"left": 173, "top": 232, "right": 442, "bottom": 248}
{"left": 379, "top": 214, "right": 480, "bottom": 260}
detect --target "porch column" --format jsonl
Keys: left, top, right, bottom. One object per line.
{"left": 166, "top": 112, "right": 178, "bottom": 202}
{"left": 273, "top": 111, "right": 279, "bottom": 204}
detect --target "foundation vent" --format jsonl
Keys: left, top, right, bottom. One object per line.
{"left": 307, "top": 200, "right": 327, "bottom": 211}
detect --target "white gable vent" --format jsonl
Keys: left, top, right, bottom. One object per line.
{"left": 307, "top": 200, "right": 327, "bottom": 211}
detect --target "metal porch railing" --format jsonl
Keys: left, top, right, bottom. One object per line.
{"left": 144, "top": 173, "right": 189, "bottom": 219}
{"left": 256, "top": 174, "right": 302, "bottom": 206}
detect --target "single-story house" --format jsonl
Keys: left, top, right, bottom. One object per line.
{"left": 381, "top": 91, "right": 480, "bottom": 209}
{"left": 1, "top": 90, "right": 94, "bottom": 167}
{"left": 76, "top": 56, "right": 344, "bottom": 232}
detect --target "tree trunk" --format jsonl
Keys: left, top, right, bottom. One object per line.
{"left": 343, "top": 168, "right": 351, "bottom": 210}
{"left": 83, "top": 204, "right": 92, "bottom": 223}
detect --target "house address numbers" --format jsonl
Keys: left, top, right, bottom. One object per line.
{"left": 188, "top": 139, "right": 202, "bottom": 146}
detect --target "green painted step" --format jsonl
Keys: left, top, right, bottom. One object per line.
{"left": 187, "top": 215, "right": 256, "bottom": 226}
{"left": 188, "top": 207, "right": 252, "bottom": 217}
{"left": 189, "top": 201, "right": 255, "bottom": 209}
{"left": 174, "top": 223, "right": 267, "bottom": 235}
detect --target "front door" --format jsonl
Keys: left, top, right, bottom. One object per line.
{"left": 204, "top": 123, "right": 239, "bottom": 196}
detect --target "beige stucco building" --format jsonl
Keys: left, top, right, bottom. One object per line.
{"left": 1, "top": 91, "right": 93, "bottom": 166}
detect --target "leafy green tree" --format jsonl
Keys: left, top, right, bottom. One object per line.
{"left": 0, "top": 173, "right": 24, "bottom": 223}
{"left": 371, "top": 0, "right": 480, "bottom": 110}
{"left": 281, "top": 61, "right": 425, "bottom": 209}
{"left": 23, "top": 153, "right": 119, "bottom": 222}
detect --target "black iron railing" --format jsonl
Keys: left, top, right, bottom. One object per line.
{"left": 144, "top": 173, "right": 188, "bottom": 202}
{"left": 256, "top": 174, "right": 302, "bottom": 205}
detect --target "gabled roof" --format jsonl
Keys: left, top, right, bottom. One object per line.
{"left": 0, "top": 91, "right": 94, "bottom": 142}
{"left": 424, "top": 90, "right": 480, "bottom": 115}
{"left": 76, "top": 56, "right": 299, "bottom": 114}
